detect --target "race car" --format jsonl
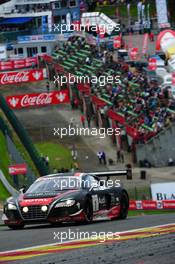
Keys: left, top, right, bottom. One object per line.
{"left": 2, "top": 171, "right": 129, "bottom": 229}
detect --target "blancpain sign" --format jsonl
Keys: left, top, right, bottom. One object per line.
{"left": 151, "top": 182, "right": 175, "bottom": 200}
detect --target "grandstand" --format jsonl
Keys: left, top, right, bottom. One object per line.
{"left": 45, "top": 36, "right": 175, "bottom": 149}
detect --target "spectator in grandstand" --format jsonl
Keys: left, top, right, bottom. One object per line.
{"left": 149, "top": 32, "right": 154, "bottom": 42}
{"left": 87, "top": 115, "right": 91, "bottom": 128}
{"left": 80, "top": 114, "right": 86, "bottom": 128}
{"left": 74, "top": 98, "right": 79, "bottom": 109}
{"left": 85, "top": 56, "right": 91, "bottom": 65}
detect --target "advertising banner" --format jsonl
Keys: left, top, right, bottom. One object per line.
{"left": 18, "top": 34, "right": 56, "bottom": 43}
{"left": 156, "top": 0, "right": 170, "bottom": 28}
{"left": 129, "top": 200, "right": 175, "bottom": 210}
{"left": 172, "top": 72, "right": 175, "bottom": 85}
{"left": 6, "top": 90, "right": 70, "bottom": 109}
{"left": 0, "top": 61, "right": 14, "bottom": 71}
{"left": 0, "top": 69, "right": 44, "bottom": 85}
{"left": 148, "top": 58, "right": 157, "bottom": 71}
{"left": 108, "top": 109, "right": 125, "bottom": 125}
{"left": 151, "top": 182, "right": 175, "bottom": 200}
{"left": 0, "top": 45, "right": 7, "bottom": 60}
{"left": 142, "top": 33, "right": 149, "bottom": 55}
{"left": 130, "top": 47, "right": 138, "bottom": 60}
{"left": 113, "top": 36, "right": 122, "bottom": 49}
{"left": 0, "top": 57, "right": 38, "bottom": 71}
{"left": 9, "top": 164, "right": 27, "bottom": 175}
{"left": 77, "top": 83, "right": 91, "bottom": 95}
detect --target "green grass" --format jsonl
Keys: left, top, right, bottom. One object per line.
{"left": 13, "top": 134, "right": 39, "bottom": 177}
{"left": 127, "top": 186, "right": 151, "bottom": 200}
{"left": 0, "top": 112, "right": 39, "bottom": 178}
{"left": 128, "top": 210, "right": 175, "bottom": 217}
{"left": 0, "top": 131, "right": 11, "bottom": 200}
{"left": 35, "top": 142, "right": 73, "bottom": 171}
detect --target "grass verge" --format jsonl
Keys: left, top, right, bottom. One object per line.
{"left": 0, "top": 131, "right": 11, "bottom": 200}
{"left": 128, "top": 210, "right": 175, "bottom": 217}
{"left": 35, "top": 142, "right": 73, "bottom": 172}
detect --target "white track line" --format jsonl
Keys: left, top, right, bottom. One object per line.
{"left": 0, "top": 222, "right": 175, "bottom": 254}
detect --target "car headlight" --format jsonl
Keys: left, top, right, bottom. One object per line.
{"left": 54, "top": 199, "right": 76, "bottom": 208}
{"left": 7, "top": 203, "right": 17, "bottom": 210}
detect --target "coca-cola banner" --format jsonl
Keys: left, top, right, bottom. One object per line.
{"left": 130, "top": 47, "right": 138, "bottom": 60}
{"left": 6, "top": 90, "right": 70, "bottom": 109}
{"left": 113, "top": 36, "right": 121, "bottom": 49}
{"left": 0, "top": 69, "right": 44, "bottom": 85}
{"left": 148, "top": 58, "right": 157, "bottom": 71}
{"left": 0, "top": 57, "right": 38, "bottom": 71}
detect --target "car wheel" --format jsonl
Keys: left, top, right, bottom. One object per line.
{"left": 83, "top": 199, "right": 93, "bottom": 224}
{"left": 7, "top": 225, "right": 24, "bottom": 230}
{"left": 118, "top": 191, "right": 129, "bottom": 220}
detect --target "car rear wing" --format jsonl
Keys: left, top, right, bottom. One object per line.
{"left": 90, "top": 169, "right": 132, "bottom": 180}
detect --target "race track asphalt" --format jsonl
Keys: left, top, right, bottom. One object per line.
{"left": 0, "top": 213, "right": 175, "bottom": 264}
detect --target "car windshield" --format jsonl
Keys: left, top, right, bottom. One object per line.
{"left": 26, "top": 177, "right": 81, "bottom": 194}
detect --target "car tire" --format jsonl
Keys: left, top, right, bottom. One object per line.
{"left": 7, "top": 225, "right": 24, "bottom": 230}
{"left": 118, "top": 191, "right": 129, "bottom": 220}
{"left": 83, "top": 199, "right": 93, "bottom": 224}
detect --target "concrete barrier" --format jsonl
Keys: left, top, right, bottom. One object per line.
{"left": 0, "top": 170, "right": 19, "bottom": 197}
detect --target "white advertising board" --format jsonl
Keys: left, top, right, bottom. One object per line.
{"left": 151, "top": 182, "right": 175, "bottom": 200}
{"left": 156, "top": 0, "right": 170, "bottom": 28}
{"left": 0, "top": 45, "right": 7, "bottom": 60}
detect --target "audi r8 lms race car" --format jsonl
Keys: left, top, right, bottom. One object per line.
{"left": 2, "top": 171, "right": 129, "bottom": 229}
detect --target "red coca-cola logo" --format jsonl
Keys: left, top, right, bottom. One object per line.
{"left": 0, "top": 71, "right": 29, "bottom": 84}
{"left": 21, "top": 93, "right": 53, "bottom": 107}
{"left": 0, "top": 69, "right": 43, "bottom": 85}
{"left": 6, "top": 91, "right": 70, "bottom": 109}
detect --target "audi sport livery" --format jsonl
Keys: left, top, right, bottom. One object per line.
{"left": 2, "top": 171, "right": 129, "bottom": 229}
